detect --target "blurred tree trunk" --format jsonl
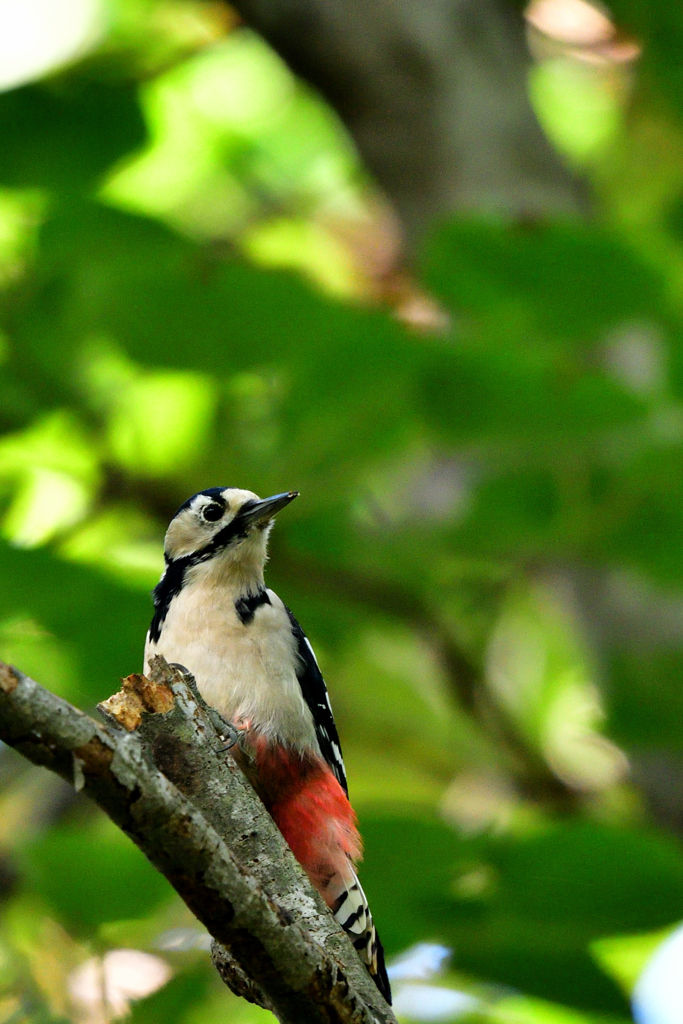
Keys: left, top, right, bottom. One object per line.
{"left": 229, "top": 0, "right": 586, "bottom": 246}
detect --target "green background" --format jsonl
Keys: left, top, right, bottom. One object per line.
{"left": 1, "top": 2, "right": 683, "bottom": 1022}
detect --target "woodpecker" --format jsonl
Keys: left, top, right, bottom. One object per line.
{"left": 144, "top": 487, "right": 391, "bottom": 1003}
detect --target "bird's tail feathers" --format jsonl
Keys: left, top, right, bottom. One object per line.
{"left": 330, "top": 863, "right": 392, "bottom": 1005}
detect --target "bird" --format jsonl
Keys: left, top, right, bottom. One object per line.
{"left": 144, "top": 487, "right": 391, "bottom": 1003}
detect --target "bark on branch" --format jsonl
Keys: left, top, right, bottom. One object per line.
{"left": 0, "top": 657, "right": 396, "bottom": 1024}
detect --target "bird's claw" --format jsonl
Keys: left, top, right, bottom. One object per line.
{"left": 168, "top": 662, "right": 191, "bottom": 675}
{"left": 214, "top": 723, "right": 240, "bottom": 754}
{"left": 214, "top": 719, "right": 252, "bottom": 757}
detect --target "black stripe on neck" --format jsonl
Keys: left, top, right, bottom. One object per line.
{"left": 235, "top": 588, "right": 270, "bottom": 625}
{"left": 149, "top": 558, "right": 186, "bottom": 643}
{"left": 148, "top": 504, "right": 259, "bottom": 643}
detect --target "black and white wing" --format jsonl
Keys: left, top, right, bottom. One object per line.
{"left": 285, "top": 606, "right": 348, "bottom": 795}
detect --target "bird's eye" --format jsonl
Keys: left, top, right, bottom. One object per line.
{"left": 202, "top": 503, "right": 224, "bottom": 522}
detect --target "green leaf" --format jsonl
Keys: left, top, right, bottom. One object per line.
{"left": 361, "top": 815, "right": 683, "bottom": 1012}
{"left": 607, "top": 3, "right": 683, "bottom": 124}
{"left": 424, "top": 220, "right": 672, "bottom": 348}
{"left": 0, "top": 539, "right": 151, "bottom": 706}
{"left": 590, "top": 926, "right": 675, "bottom": 996}
{"left": 22, "top": 817, "right": 174, "bottom": 934}
{"left": 490, "top": 994, "right": 622, "bottom": 1024}
{"left": 0, "top": 81, "right": 146, "bottom": 192}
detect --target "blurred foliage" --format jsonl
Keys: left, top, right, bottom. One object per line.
{"left": 2, "top": 1, "right": 683, "bottom": 1024}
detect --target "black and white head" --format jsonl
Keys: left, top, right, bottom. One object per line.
{"left": 164, "top": 487, "right": 298, "bottom": 576}
{"left": 149, "top": 488, "right": 297, "bottom": 643}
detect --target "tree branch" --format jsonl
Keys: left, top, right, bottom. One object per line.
{"left": 0, "top": 658, "right": 396, "bottom": 1024}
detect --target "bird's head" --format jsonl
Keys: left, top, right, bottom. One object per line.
{"left": 164, "top": 487, "right": 298, "bottom": 582}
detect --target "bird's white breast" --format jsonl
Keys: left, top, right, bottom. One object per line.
{"left": 144, "top": 581, "right": 319, "bottom": 753}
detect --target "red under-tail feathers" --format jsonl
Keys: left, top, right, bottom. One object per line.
{"left": 238, "top": 733, "right": 391, "bottom": 1004}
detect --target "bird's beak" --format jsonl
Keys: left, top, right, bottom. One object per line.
{"left": 240, "top": 491, "right": 299, "bottom": 527}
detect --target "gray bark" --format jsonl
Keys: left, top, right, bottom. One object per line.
{"left": 0, "top": 658, "right": 396, "bottom": 1024}
{"left": 230, "top": 0, "right": 586, "bottom": 244}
